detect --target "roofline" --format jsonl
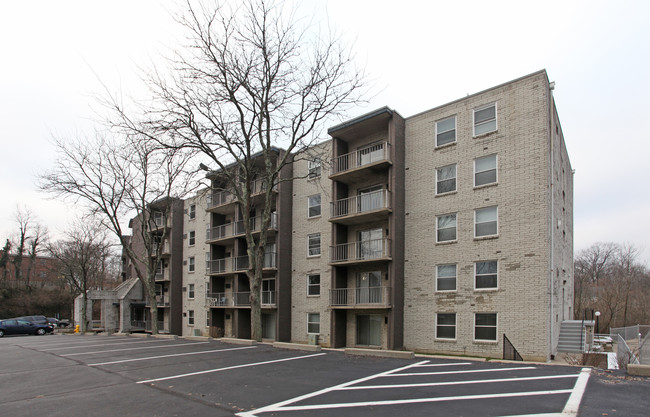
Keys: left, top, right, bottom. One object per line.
{"left": 327, "top": 106, "right": 393, "bottom": 135}
{"left": 406, "top": 69, "right": 549, "bottom": 120}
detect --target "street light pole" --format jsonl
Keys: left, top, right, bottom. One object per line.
{"left": 595, "top": 311, "right": 601, "bottom": 334}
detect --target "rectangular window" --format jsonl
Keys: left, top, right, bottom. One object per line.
{"left": 436, "top": 264, "right": 457, "bottom": 291}
{"left": 474, "top": 154, "right": 497, "bottom": 186}
{"left": 475, "top": 261, "right": 498, "bottom": 289}
{"left": 436, "top": 116, "right": 456, "bottom": 146}
{"left": 307, "top": 233, "right": 321, "bottom": 257}
{"left": 308, "top": 194, "right": 321, "bottom": 218}
{"left": 308, "top": 313, "right": 320, "bottom": 334}
{"left": 188, "top": 284, "right": 195, "bottom": 299}
{"left": 188, "top": 257, "right": 195, "bottom": 272}
{"left": 308, "top": 157, "right": 322, "bottom": 178}
{"left": 474, "top": 103, "right": 497, "bottom": 136}
{"left": 436, "top": 213, "right": 457, "bottom": 243}
{"left": 436, "top": 313, "right": 456, "bottom": 339}
{"left": 475, "top": 313, "right": 497, "bottom": 341}
{"left": 308, "top": 274, "right": 321, "bottom": 296}
{"left": 189, "top": 230, "right": 195, "bottom": 246}
{"left": 189, "top": 204, "right": 196, "bottom": 219}
{"left": 188, "top": 310, "right": 195, "bottom": 326}
{"left": 475, "top": 206, "right": 498, "bottom": 237}
{"left": 436, "top": 164, "right": 457, "bottom": 194}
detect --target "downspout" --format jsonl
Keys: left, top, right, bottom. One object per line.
{"left": 548, "top": 80, "right": 556, "bottom": 359}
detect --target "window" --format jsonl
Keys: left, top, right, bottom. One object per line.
{"left": 189, "top": 204, "right": 196, "bottom": 219}
{"left": 308, "top": 274, "right": 321, "bottom": 296}
{"left": 436, "top": 264, "right": 457, "bottom": 291}
{"left": 307, "top": 233, "right": 321, "bottom": 257}
{"left": 308, "top": 157, "right": 322, "bottom": 178}
{"left": 188, "top": 284, "right": 195, "bottom": 299}
{"left": 189, "top": 230, "right": 195, "bottom": 246}
{"left": 308, "top": 194, "right": 321, "bottom": 218}
{"left": 475, "top": 206, "right": 498, "bottom": 237}
{"left": 188, "top": 310, "right": 195, "bottom": 326}
{"left": 474, "top": 154, "right": 497, "bottom": 186}
{"left": 475, "top": 261, "right": 498, "bottom": 289}
{"left": 436, "top": 313, "right": 456, "bottom": 339}
{"left": 475, "top": 313, "right": 497, "bottom": 341}
{"left": 436, "top": 116, "right": 456, "bottom": 146}
{"left": 436, "top": 213, "right": 457, "bottom": 243}
{"left": 308, "top": 313, "right": 320, "bottom": 334}
{"left": 436, "top": 164, "right": 457, "bottom": 194}
{"left": 474, "top": 103, "right": 497, "bottom": 136}
{"left": 188, "top": 257, "right": 195, "bottom": 272}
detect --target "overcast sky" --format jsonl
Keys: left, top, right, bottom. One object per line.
{"left": 1, "top": 0, "right": 649, "bottom": 263}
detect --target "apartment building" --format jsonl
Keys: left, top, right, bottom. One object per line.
{"left": 175, "top": 70, "right": 572, "bottom": 361}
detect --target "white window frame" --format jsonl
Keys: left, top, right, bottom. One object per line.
{"left": 188, "top": 283, "right": 195, "bottom": 299}
{"left": 474, "top": 154, "right": 498, "bottom": 187}
{"left": 307, "top": 233, "right": 321, "bottom": 257}
{"left": 307, "top": 313, "right": 320, "bottom": 334}
{"left": 307, "top": 273, "right": 321, "bottom": 296}
{"left": 473, "top": 103, "right": 497, "bottom": 136}
{"left": 188, "top": 230, "right": 195, "bottom": 246}
{"left": 435, "top": 313, "right": 457, "bottom": 340}
{"left": 189, "top": 204, "right": 196, "bottom": 220}
{"left": 474, "top": 312, "right": 497, "bottom": 342}
{"left": 436, "top": 213, "right": 457, "bottom": 243}
{"left": 308, "top": 194, "right": 321, "bottom": 218}
{"left": 475, "top": 260, "right": 498, "bottom": 290}
{"left": 436, "top": 264, "right": 457, "bottom": 292}
{"left": 188, "top": 310, "right": 195, "bottom": 326}
{"left": 188, "top": 256, "right": 195, "bottom": 273}
{"left": 308, "top": 157, "right": 322, "bottom": 178}
{"left": 435, "top": 115, "right": 456, "bottom": 147}
{"left": 436, "top": 164, "right": 457, "bottom": 195}
{"left": 474, "top": 206, "right": 498, "bottom": 238}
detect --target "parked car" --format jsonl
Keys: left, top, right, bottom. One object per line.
{"left": 16, "top": 315, "right": 50, "bottom": 326}
{"left": 0, "top": 319, "right": 53, "bottom": 337}
{"left": 47, "top": 317, "right": 60, "bottom": 328}
{"left": 57, "top": 319, "right": 71, "bottom": 328}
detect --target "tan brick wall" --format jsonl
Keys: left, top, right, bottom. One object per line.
{"left": 290, "top": 141, "right": 332, "bottom": 346}
{"left": 403, "top": 71, "right": 560, "bottom": 360}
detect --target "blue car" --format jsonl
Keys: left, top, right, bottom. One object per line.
{"left": 0, "top": 318, "right": 53, "bottom": 337}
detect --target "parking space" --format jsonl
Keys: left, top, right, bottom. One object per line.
{"left": 1, "top": 334, "right": 594, "bottom": 416}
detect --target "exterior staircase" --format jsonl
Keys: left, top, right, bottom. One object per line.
{"left": 557, "top": 320, "right": 593, "bottom": 353}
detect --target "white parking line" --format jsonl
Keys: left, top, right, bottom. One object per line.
{"left": 416, "top": 362, "right": 473, "bottom": 367}
{"left": 137, "top": 352, "right": 327, "bottom": 384}
{"left": 88, "top": 345, "right": 256, "bottom": 366}
{"left": 389, "top": 366, "right": 537, "bottom": 377}
{"left": 60, "top": 341, "right": 209, "bottom": 356}
{"left": 42, "top": 340, "right": 162, "bottom": 351}
{"left": 342, "top": 374, "right": 578, "bottom": 390}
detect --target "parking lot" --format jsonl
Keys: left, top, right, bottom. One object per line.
{"left": 0, "top": 334, "right": 647, "bottom": 416}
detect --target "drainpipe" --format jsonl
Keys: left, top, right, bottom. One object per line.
{"left": 548, "top": 79, "right": 556, "bottom": 360}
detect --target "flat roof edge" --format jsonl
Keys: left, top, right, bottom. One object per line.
{"left": 328, "top": 106, "right": 393, "bottom": 135}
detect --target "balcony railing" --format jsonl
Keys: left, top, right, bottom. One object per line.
{"left": 205, "top": 253, "right": 277, "bottom": 274}
{"left": 330, "top": 189, "right": 391, "bottom": 219}
{"left": 330, "top": 238, "right": 391, "bottom": 264}
{"left": 330, "top": 286, "right": 391, "bottom": 307}
{"left": 206, "top": 213, "right": 278, "bottom": 242}
{"left": 261, "top": 290, "right": 276, "bottom": 306}
{"left": 330, "top": 142, "right": 391, "bottom": 176}
{"left": 206, "top": 179, "right": 278, "bottom": 210}
{"left": 206, "top": 291, "right": 252, "bottom": 307}
{"left": 152, "top": 241, "right": 170, "bottom": 256}
{"left": 154, "top": 270, "right": 168, "bottom": 281}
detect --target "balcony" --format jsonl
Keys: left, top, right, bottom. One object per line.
{"left": 206, "top": 179, "right": 278, "bottom": 214}
{"left": 206, "top": 291, "right": 251, "bottom": 307}
{"left": 154, "top": 270, "right": 169, "bottom": 281}
{"left": 206, "top": 253, "right": 277, "bottom": 275}
{"left": 329, "top": 142, "right": 391, "bottom": 182}
{"left": 330, "top": 286, "right": 392, "bottom": 308}
{"left": 329, "top": 238, "right": 391, "bottom": 265}
{"left": 151, "top": 241, "right": 170, "bottom": 257}
{"left": 330, "top": 190, "right": 391, "bottom": 225}
{"left": 206, "top": 213, "right": 278, "bottom": 244}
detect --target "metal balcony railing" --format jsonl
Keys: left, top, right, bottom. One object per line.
{"left": 206, "top": 291, "right": 252, "bottom": 307}
{"left": 206, "top": 180, "right": 278, "bottom": 210}
{"left": 330, "top": 189, "right": 391, "bottom": 219}
{"left": 330, "top": 142, "right": 391, "bottom": 176}
{"left": 206, "top": 213, "right": 278, "bottom": 241}
{"left": 329, "top": 238, "right": 391, "bottom": 263}
{"left": 330, "top": 286, "right": 391, "bottom": 307}
{"left": 205, "top": 253, "right": 277, "bottom": 274}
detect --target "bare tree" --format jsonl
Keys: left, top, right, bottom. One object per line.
{"left": 107, "top": 0, "right": 366, "bottom": 341}
{"left": 0, "top": 239, "right": 10, "bottom": 281}
{"left": 7, "top": 207, "right": 48, "bottom": 288}
{"left": 47, "top": 219, "right": 115, "bottom": 332}
{"left": 39, "top": 133, "right": 197, "bottom": 334}
{"left": 573, "top": 242, "right": 617, "bottom": 318}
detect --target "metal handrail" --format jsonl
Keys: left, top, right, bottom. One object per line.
{"left": 206, "top": 213, "right": 278, "bottom": 241}
{"left": 330, "top": 238, "right": 391, "bottom": 263}
{"left": 329, "top": 286, "right": 391, "bottom": 306}
{"left": 330, "top": 142, "right": 391, "bottom": 175}
{"left": 330, "top": 189, "right": 391, "bottom": 218}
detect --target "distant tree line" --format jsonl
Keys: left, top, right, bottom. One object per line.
{"left": 574, "top": 242, "right": 649, "bottom": 331}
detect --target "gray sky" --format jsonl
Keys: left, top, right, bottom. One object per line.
{"left": 1, "top": 0, "right": 649, "bottom": 263}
